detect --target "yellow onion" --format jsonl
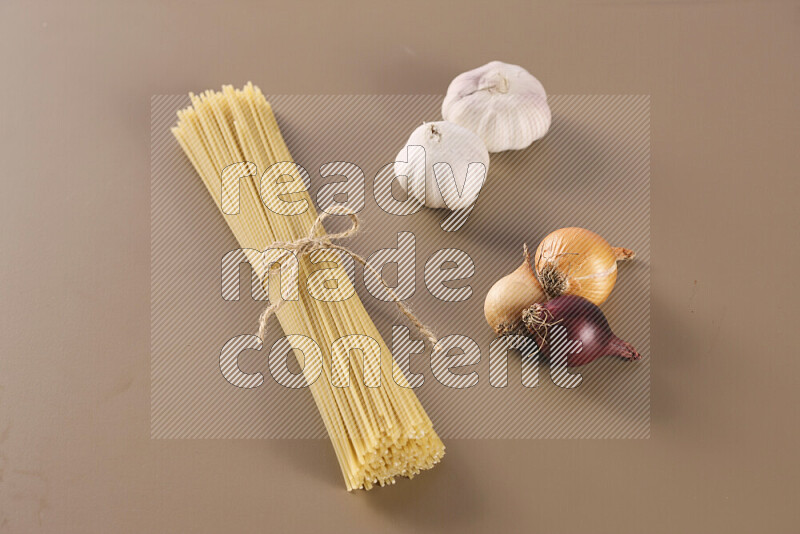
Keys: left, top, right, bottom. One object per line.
{"left": 484, "top": 245, "right": 547, "bottom": 334}
{"left": 534, "top": 227, "right": 634, "bottom": 305}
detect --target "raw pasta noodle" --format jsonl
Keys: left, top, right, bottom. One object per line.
{"left": 172, "top": 83, "right": 444, "bottom": 490}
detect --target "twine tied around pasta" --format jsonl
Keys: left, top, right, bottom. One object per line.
{"left": 257, "top": 208, "right": 439, "bottom": 350}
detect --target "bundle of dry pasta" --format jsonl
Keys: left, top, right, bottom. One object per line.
{"left": 171, "top": 83, "right": 444, "bottom": 490}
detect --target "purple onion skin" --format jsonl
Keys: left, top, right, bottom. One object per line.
{"left": 526, "top": 295, "right": 641, "bottom": 367}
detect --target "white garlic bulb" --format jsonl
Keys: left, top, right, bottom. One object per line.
{"left": 442, "top": 61, "right": 551, "bottom": 152}
{"left": 394, "top": 121, "right": 489, "bottom": 210}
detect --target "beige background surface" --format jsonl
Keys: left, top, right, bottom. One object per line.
{"left": 1, "top": 1, "right": 799, "bottom": 532}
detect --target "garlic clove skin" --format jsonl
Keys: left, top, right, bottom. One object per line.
{"left": 442, "top": 61, "right": 551, "bottom": 153}
{"left": 394, "top": 121, "right": 490, "bottom": 210}
{"left": 484, "top": 245, "right": 546, "bottom": 335}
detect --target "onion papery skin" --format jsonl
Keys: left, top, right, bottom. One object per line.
{"left": 484, "top": 245, "right": 546, "bottom": 335}
{"left": 534, "top": 227, "right": 628, "bottom": 305}
{"left": 522, "top": 295, "right": 641, "bottom": 367}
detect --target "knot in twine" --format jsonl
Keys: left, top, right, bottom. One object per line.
{"left": 257, "top": 208, "right": 439, "bottom": 350}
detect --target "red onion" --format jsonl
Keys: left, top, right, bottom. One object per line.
{"left": 522, "top": 294, "right": 640, "bottom": 367}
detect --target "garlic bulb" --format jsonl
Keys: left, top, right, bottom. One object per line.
{"left": 484, "top": 245, "right": 546, "bottom": 335}
{"left": 395, "top": 121, "right": 489, "bottom": 210}
{"left": 534, "top": 227, "right": 635, "bottom": 306}
{"left": 442, "top": 61, "right": 551, "bottom": 152}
